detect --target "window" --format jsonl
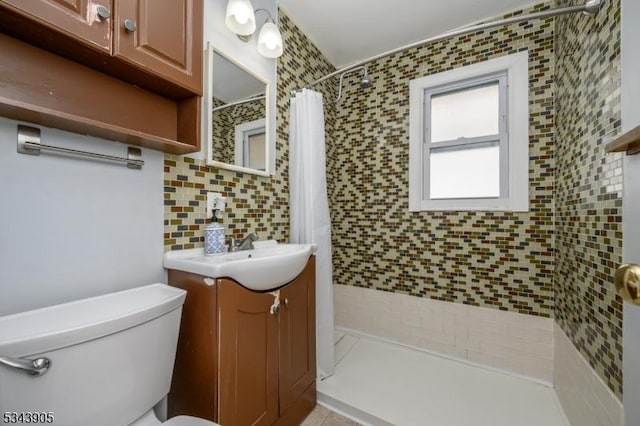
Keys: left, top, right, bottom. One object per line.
{"left": 235, "top": 118, "right": 266, "bottom": 171}
{"left": 409, "top": 51, "right": 529, "bottom": 211}
{"left": 243, "top": 130, "right": 266, "bottom": 170}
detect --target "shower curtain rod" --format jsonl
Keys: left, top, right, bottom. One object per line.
{"left": 294, "top": 0, "right": 602, "bottom": 93}
{"left": 212, "top": 94, "right": 265, "bottom": 112}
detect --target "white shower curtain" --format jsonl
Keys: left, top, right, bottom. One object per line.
{"left": 289, "top": 89, "right": 335, "bottom": 379}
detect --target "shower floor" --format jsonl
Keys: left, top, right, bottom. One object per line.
{"left": 317, "top": 331, "right": 568, "bottom": 426}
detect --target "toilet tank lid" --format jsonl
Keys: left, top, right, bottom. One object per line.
{"left": 0, "top": 284, "right": 186, "bottom": 357}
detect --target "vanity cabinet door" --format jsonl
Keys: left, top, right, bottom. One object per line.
{"left": 113, "top": 0, "right": 202, "bottom": 94}
{"left": 167, "top": 270, "right": 218, "bottom": 421}
{"left": 278, "top": 257, "right": 317, "bottom": 415}
{"left": 0, "top": 0, "right": 111, "bottom": 52}
{"left": 217, "top": 280, "right": 279, "bottom": 426}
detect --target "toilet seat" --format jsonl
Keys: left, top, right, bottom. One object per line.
{"left": 164, "top": 415, "right": 218, "bottom": 426}
{"left": 131, "top": 410, "right": 218, "bottom": 426}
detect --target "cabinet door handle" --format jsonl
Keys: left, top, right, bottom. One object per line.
{"left": 123, "top": 19, "right": 137, "bottom": 33}
{"left": 283, "top": 298, "right": 289, "bottom": 309}
{"left": 96, "top": 5, "right": 111, "bottom": 21}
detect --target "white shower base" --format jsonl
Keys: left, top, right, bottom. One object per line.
{"left": 318, "top": 330, "right": 569, "bottom": 426}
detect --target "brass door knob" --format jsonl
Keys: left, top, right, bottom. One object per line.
{"left": 615, "top": 263, "right": 640, "bottom": 305}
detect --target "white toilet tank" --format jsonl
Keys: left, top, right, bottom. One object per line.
{"left": 0, "top": 284, "right": 187, "bottom": 426}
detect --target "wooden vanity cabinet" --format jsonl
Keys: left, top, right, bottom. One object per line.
{"left": 217, "top": 280, "right": 280, "bottom": 426}
{"left": 277, "top": 261, "right": 316, "bottom": 418}
{"left": 168, "top": 257, "right": 317, "bottom": 426}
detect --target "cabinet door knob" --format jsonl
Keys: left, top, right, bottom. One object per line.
{"left": 283, "top": 298, "right": 289, "bottom": 309}
{"left": 123, "top": 19, "right": 137, "bottom": 33}
{"left": 96, "top": 5, "right": 111, "bottom": 20}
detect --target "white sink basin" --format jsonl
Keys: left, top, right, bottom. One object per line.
{"left": 163, "top": 241, "right": 316, "bottom": 291}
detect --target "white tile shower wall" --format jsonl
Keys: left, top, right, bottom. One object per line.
{"left": 553, "top": 323, "right": 623, "bottom": 426}
{"left": 334, "top": 285, "right": 554, "bottom": 382}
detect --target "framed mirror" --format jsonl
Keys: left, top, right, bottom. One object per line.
{"left": 203, "top": 43, "right": 273, "bottom": 176}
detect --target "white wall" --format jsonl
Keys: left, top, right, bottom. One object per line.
{"left": 0, "top": 117, "right": 165, "bottom": 316}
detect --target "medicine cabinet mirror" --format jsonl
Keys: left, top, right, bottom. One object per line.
{"left": 204, "top": 43, "right": 272, "bottom": 176}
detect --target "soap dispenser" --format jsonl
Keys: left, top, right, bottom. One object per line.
{"left": 204, "top": 197, "right": 227, "bottom": 256}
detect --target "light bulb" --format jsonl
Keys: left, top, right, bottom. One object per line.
{"left": 235, "top": 11, "right": 249, "bottom": 24}
{"left": 225, "top": 0, "right": 256, "bottom": 36}
{"left": 257, "top": 20, "right": 283, "bottom": 58}
{"left": 264, "top": 34, "right": 277, "bottom": 49}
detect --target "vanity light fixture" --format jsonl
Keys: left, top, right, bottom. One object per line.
{"left": 225, "top": 0, "right": 256, "bottom": 36}
{"left": 225, "top": 0, "right": 283, "bottom": 58}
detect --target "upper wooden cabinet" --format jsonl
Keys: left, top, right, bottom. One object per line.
{"left": 0, "top": 0, "right": 111, "bottom": 52}
{"left": 114, "top": 0, "right": 201, "bottom": 94}
{"left": 0, "top": 0, "right": 202, "bottom": 153}
{"left": 0, "top": 0, "right": 203, "bottom": 98}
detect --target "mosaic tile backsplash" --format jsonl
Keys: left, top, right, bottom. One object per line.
{"left": 554, "top": 0, "right": 623, "bottom": 398}
{"left": 164, "top": 12, "right": 335, "bottom": 251}
{"left": 329, "top": 3, "right": 556, "bottom": 317}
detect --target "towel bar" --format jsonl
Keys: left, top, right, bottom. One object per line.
{"left": 17, "top": 125, "right": 144, "bottom": 169}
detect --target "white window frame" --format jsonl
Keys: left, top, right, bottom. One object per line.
{"left": 234, "top": 118, "right": 266, "bottom": 169}
{"left": 409, "top": 51, "right": 529, "bottom": 212}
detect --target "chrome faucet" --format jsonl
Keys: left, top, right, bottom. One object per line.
{"left": 230, "top": 232, "right": 258, "bottom": 251}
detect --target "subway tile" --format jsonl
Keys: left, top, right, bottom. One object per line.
{"left": 421, "top": 330, "right": 456, "bottom": 346}
{"left": 444, "top": 302, "right": 469, "bottom": 316}
{"left": 521, "top": 315, "right": 554, "bottom": 331}
{"left": 492, "top": 356, "right": 524, "bottom": 373}
{"left": 467, "top": 351, "right": 495, "bottom": 366}
{"left": 467, "top": 319, "right": 510, "bottom": 335}
{"left": 420, "top": 317, "right": 445, "bottom": 333}
{"left": 443, "top": 322, "right": 468, "bottom": 339}
{"left": 467, "top": 307, "right": 496, "bottom": 321}
{"left": 507, "top": 324, "right": 553, "bottom": 343}
{"left": 554, "top": 324, "right": 623, "bottom": 426}
{"left": 520, "top": 357, "right": 553, "bottom": 382}
{"left": 478, "top": 342, "right": 521, "bottom": 360}
{"left": 454, "top": 336, "right": 481, "bottom": 352}
{"left": 424, "top": 341, "right": 467, "bottom": 359}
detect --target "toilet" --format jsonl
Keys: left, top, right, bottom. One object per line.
{"left": 0, "top": 284, "right": 218, "bottom": 426}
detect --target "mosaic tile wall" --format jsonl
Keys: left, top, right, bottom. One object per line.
{"left": 554, "top": 0, "right": 623, "bottom": 398}
{"left": 211, "top": 98, "right": 229, "bottom": 164}
{"left": 164, "top": 11, "right": 335, "bottom": 250}
{"left": 211, "top": 96, "right": 266, "bottom": 165}
{"left": 330, "top": 3, "right": 556, "bottom": 317}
